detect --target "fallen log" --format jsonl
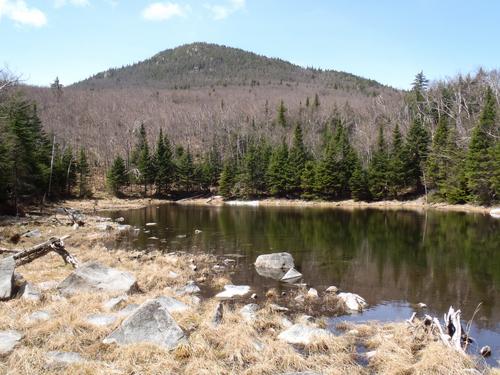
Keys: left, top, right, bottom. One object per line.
{"left": 11, "top": 236, "right": 78, "bottom": 268}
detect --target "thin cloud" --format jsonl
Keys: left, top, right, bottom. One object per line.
{"left": 206, "top": 0, "right": 245, "bottom": 20}
{"left": 0, "top": 0, "right": 47, "bottom": 27}
{"left": 142, "top": 2, "right": 190, "bottom": 21}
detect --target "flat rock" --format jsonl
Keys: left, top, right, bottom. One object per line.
{"left": 0, "top": 256, "right": 15, "bottom": 300}
{"left": 21, "top": 283, "right": 42, "bottom": 302}
{"left": 280, "top": 268, "right": 302, "bottom": 283}
{"left": 85, "top": 313, "right": 117, "bottom": 327}
{"left": 215, "top": 285, "right": 250, "bottom": 299}
{"left": 337, "top": 292, "right": 368, "bottom": 312}
{"left": 103, "top": 297, "right": 185, "bottom": 350}
{"left": 57, "top": 261, "right": 137, "bottom": 296}
{"left": 0, "top": 330, "right": 23, "bottom": 355}
{"left": 45, "top": 351, "right": 85, "bottom": 368}
{"left": 278, "top": 324, "right": 330, "bottom": 345}
{"left": 240, "top": 303, "right": 259, "bottom": 322}
{"left": 26, "top": 310, "right": 51, "bottom": 323}
{"left": 255, "top": 252, "right": 294, "bottom": 270}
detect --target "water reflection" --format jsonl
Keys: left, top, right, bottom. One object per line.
{"left": 108, "top": 204, "right": 500, "bottom": 330}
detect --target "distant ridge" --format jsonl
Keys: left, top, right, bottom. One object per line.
{"left": 73, "top": 42, "right": 386, "bottom": 91}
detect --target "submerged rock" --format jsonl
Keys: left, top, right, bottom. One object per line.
{"left": 215, "top": 285, "right": 251, "bottom": 299}
{"left": 45, "top": 351, "right": 85, "bottom": 368}
{"left": 337, "top": 292, "right": 368, "bottom": 312}
{"left": 57, "top": 261, "right": 137, "bottom": 296}
{"left": 103, "top": 297, "right": 185, "bottom": 350}
{"left": 0, "top": 330, "right": 23, "bottom": 355}
{"left": 278, "top": 324, "right": 330, "bottom": 345}
{"left": 0, "top": 256, "right": 15, "bottom": 300}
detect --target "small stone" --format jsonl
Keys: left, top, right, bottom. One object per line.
{"left": 45, "top": 351, "right": 85, "bottom": 368}
{"left": 307, "top": 288, "right": 319, "bottom": 299}
{"left": 240, "top": 303, "right": 259, "bottom": 322}
{"left": 85, "top": 313, "right": 117, "bottom": 327}
{"left": 211, "top": 302, "right": 223, "bottom": 326}
{"left": 325, "top": 286, "right": 338, "bottom": 293}
{"left": 0, "top": 330, "right": 23, "bottom": 355}
{"left": 215, "top": 285, "right": 251, "bottom": 299}
{"left": 480, "top": 345, "right": 491, "bottom": 357}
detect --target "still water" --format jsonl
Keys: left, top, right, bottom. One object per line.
{"left": 106, "top": 203, "right": 500, "bottom": 364}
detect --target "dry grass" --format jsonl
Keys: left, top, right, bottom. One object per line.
{"left": 0, "top": 204, "right": 497, "bottom": 374}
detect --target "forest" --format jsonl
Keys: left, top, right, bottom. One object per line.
{"left": 1, "top": 68, "right": 499, "bottom": 211}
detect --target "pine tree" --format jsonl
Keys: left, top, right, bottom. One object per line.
{"left": 107, "top": 156, "right": 128, "bottom": 195}
{"left": 77, "top": 148, "right": 90, "bottom": 197}
{"left": 465, "top": 87, "right": 497, "bottom": 204}
{"left": 277, "top": 100, "right": 287, "bottom": 127}
{"left": 154, "top": 129, "right": 174, "bottom": 195}
{"left": 368, "top": 126, "right": 389, "bottom": 200}
{"left": 288, "top": 123, "right": 307, "bottom": 195}
{"left": 404, "top": 117, "right": 430, "bottom": 193}
{"left": 219, "top": 159, "right": 236, "bottom": 197}
{"left": 388, "top": 124, "right": 406, "bottom": 198}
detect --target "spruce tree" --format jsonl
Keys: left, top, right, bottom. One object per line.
{"left": 368, "top": 126, "right": 389, "bottom": 200}
{"left": 388, "top": 124, "right": 406, "bottom": 198}
{"left": 465, "top": 87, "right": 497, "bottom": 204}
{"left": 107, "top": 156, "right": 128, "bottom": 195}
{"left": 288, "top": 123, "right": 307, "bottom": 195}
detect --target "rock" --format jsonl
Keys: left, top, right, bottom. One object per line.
{"left": 480, "top": 345, "right": 491, "bottom": 357}
{"left": 86, "top": 313, "right": 117, "bottom": 327}
{"left": 280, "top": 268, "right": 302, "bottom": 283}
{"left": 37, "top": 280, "right": 59, "bottom": 291}
{"left": 156, "top": 296, "right": 189, "bottom": 313}
{"left": 325, "top": 286, "right": 338, "bottom": 293}
{"left": 102, "top": 295, "right": 128, "bottom": 311}
{"left": 255, "top": 252, "right": 295, "bottom": 280}
{"left": 176, "top": 281, "right": 201, "bottom": 295}
{"left": 116, "top": 303, "right": 140, "bottom": 317}
{"left": 23, "top": 229, "right": 41, "bottom": 238}
{"left": 0, "top": 330, "right": 23, "bottom": 355}
{"left": 57, "top": 261, "right": 137, "bottom": 296}
{"left": 211, "top": 302, "right": 223, "bottom": 326}
{"left": 215, "top": 285, "right": 250, "bottom": 299}
{"left": 45, "top": 351, "right": 85, "bottom": 368}
{"left": 240, "top": 303, "right": 259, "bottom": 322}
{"left": 0, "top": 256, "right": 15, "bottom": 300}
{"left": 26, "top": 310, "right": 51, "bottom": 323}
{"left": 307, "top": 288, "right": 319, "bottom": 299}
{"left": 21, "top": 283, "right": 41, "bottom": 302}
{"left": 194, "top": 229, "right": 202, "bottom": 234}
{"left": 145, "top": 222, "right": 157, "bottom": 226}
{"left": 103, "top": 298, "right": 185, "bottom": 350}
{"left": 278, "top": 324, "right": 330, "bottom": 345}
{"left": 337, "top": 292, "right": 368, "bottom": 312}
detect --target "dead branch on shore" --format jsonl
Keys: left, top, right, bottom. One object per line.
{"left": 8, "top": 236, "right": 79, "bottom": 268}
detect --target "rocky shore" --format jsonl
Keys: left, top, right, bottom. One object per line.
{"left": 0, "top": 200, "right": 497, "bottom": 374}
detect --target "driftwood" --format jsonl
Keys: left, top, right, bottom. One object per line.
{"left": 6, "top": 236, "right": 79, "bottom": 268}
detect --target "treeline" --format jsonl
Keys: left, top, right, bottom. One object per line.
{"left": 0, "top": 93, "right": 91, "bottom": 213}
{"left": 107, "top": 81, "right": 499, "bottom": 205}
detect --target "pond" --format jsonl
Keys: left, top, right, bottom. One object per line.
{"left": 106, "top": 203, "right": 500, "bottom": 365}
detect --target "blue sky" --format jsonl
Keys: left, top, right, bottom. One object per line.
{"left": 1, "top": 0, "right": 499, "bottom": 89}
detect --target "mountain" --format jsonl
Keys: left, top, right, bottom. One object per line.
{"left": 73, "top": 42, "right": 386, "bottom": 93}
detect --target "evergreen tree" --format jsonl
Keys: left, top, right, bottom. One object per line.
{"left": 154, "top": 129, "right": 174, "bottom": 195}
{"left": 288, "top": 123, "right": 307, "bottom": 195}
{"left": 107, "top": 156, "right": 128, "bottom": 195}
{"left": 77, "top": 148, "right": 90, "bottom": 197}
{"left": 277, "top": 100, "right": 287, "bottom": 127}
{"left": 267, "top": 142, "right": 289, "bottom": 196}
{"left": 368, "top": 126, "right": 389, "bottom": 200}
{"left": 404, "top": 117, "right": 430, "bottom": 193}
{"left": 388, "top": 124, "right": 406, "bottom": 198}
{"left": 465, "top": 87, "right": 497, "bottom": 204}
{"left": 219, "top": 159, "right": 236, "bottom": 197}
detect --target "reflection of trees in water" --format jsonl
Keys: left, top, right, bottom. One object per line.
{"left": 112, "top": 205, "right": 500, "bottom": 325}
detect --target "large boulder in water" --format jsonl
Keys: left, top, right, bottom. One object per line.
{"left": 254, "top": 252, "right": 294, "bottom": 280}
{"left": 0, "top": 256, "right": 15, "bottom": 300}
{"left": 103, "top": 297, "right": 185, "bottom": 350}
{"left": 57, "top": 261, "right": 137, "bottom": 296}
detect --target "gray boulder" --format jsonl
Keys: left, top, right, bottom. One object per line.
{"left": 278, "top": 324, "right": 330, "bottom": 345}
{"left": 57, "top": 262, "right": 137, "bottom": 296}
{"left": 0, "top": 330, "right": 23, "bottom": 355}
{"left": 103, "top": 298, "right": 185, "bottom": 350}
{"left": 0, "top": 256, "right": 15, "bottom": 300}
